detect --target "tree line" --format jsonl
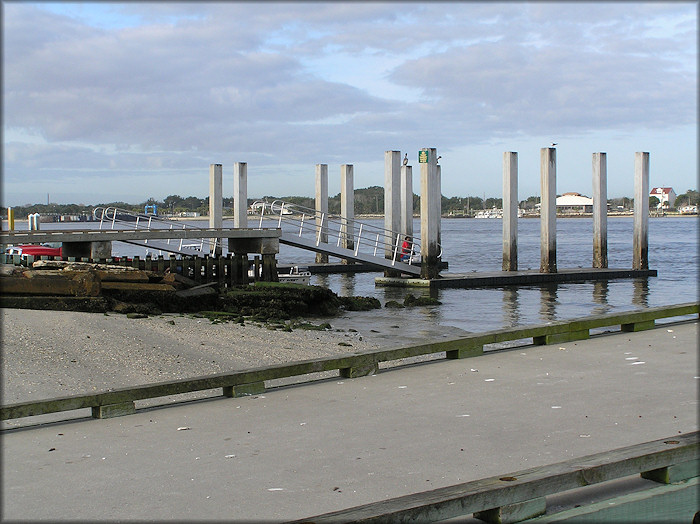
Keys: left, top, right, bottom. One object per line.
{"left": 7, "top": 187, "right": 698, "bottom": 219}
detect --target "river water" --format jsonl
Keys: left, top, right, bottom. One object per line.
{"left": 16, "top": 216, "right": 699, "bottom": 340}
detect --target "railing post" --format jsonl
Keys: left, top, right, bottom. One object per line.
{"left": 355, "top": 224, "right": 363, "bottom": 256}
{"left": 316, "top": 214, "right": 325, "bottom": 246}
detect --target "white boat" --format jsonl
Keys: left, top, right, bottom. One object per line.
{"left": 277, "top": 266, "right": 312, "bottom": 285}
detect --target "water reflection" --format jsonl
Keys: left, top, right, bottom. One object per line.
{"left": 539, "top": 284, "right": 559, "bottom": 322}
{"left": 502, "top": 287, "right": 520, "bottom": 327}
{"left": 339, "top": 274, "right": 356, "bottom": 296}
{"left": 632, "top": 278, "right": 650, "bottom": 307}
{"left": 591, "top": 280, "right": 612, "bottom": 315}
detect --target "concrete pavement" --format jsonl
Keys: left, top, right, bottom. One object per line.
{"left": 2, "top": 320, "right": 697, "bottom": 522}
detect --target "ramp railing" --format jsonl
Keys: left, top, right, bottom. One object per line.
{"left": 251, "top": 199, "right": 437, "bottom": 275}
{"left": 93, "top": 206, "right": 218, "bottom": 256}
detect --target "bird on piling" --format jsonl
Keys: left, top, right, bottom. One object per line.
{"left": 436, "top": 155, "right": 442, "bottom": 164}
{"left": 550, "top": 142, "right": 558, "bottom": 147}
{"left": 403, "top": 153, "right": 408, "bottom": 166}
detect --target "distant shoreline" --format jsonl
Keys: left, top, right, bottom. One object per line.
{"left": 1, "top": 212, "right": 697, "bottom": 228}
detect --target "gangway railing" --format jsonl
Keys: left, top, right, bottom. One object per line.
{"left": 93, "top": 207, "right": 218, "bottom": 256}
{"left": 249, "top": 200, "right": 440, "bottom": 275}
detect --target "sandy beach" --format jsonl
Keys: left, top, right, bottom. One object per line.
{"left": 1, "top": 308, "right": 385, "bottom": 405}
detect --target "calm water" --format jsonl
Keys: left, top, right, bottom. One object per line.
{"left": 18, "top": 216, "right": 699, "bottom": 337}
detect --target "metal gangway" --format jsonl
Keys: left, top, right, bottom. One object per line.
{"left": 93, "top": 207, "right": 220, "bottom": 256}
{"left": 252, "top": 200, "right": 431, "bottom": 276}
{"left": 93, "top": 202, "right": 438, "bottom": 276}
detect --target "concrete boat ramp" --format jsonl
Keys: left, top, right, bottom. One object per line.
{"left": 1, "top": 315, "right": 696, "bottom": 522}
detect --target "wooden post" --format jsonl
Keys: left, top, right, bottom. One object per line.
{"left": 420, "top": 148, "right": 441, "bottom": 279}
{"left": 502, "top": 152, "right": 518, "bottom": 271}
{"left": 633, "top": 152, "right": 649, "bottom": 270}
{"left": 209, "top": 164, "right": 223, "bottom": 256}
{"left": 340, "top": 164, "right": 355, "bottom": 259}
{"left": 540, "top": 147, "right": 557, "bottom": 273}
{"left": 233, "top": 162, "right": 248, "bottom": 229}
{"left": 315, "top": 163, "right": 328, "bottom": 264}
{"left": 592, "top": 153, "right": 608, "bottom": 268}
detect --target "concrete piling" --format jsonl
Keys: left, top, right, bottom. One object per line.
{"left": 384, "top": 151, "right": 401, "bottom": 274}
{"left": 233, "top": 162, "right": 248, "bottom": 229}
{"left": 209, "top": 164, "right": 223, "bottom": 256}
{"left": 502, "top": 152, "right": 518, "bottom": 271}
{"left": 420, "top": 148, "right": 441, "bottom": 279}
{"left": 400, "top": 165, "right": 413, "bottom": 239}
{"left": 540, "top": 147, "right": 557, "bottom": 273}
{"left": 340, "top": 164, "right": 355, "bottom": 258}
{"left": 592, "top": 153, "right": 608, "bottom": 268}
{"left": 633, "top": 152, "right": 650, "bottom": 270}
{"left": 315, "top": 164, "right": 329, "bottom": 264}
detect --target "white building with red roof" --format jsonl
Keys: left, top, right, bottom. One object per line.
{"left": 649, "top": 187, "right": 676, "bottom": 208}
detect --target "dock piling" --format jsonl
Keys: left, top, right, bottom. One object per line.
{"left": 502, "top": 152, "right": 518, "bottom": 271}
{"left": 634, "top": 152, "right": 650, "bottom": 270}
{"left": 233, "top": 162, "right": 248, "bottom": 229}
{"left": 315, "top": 164, "right": 329, "bottom": 264}
{"left": 540, "top": 147, "right": 557, "bottom": 273}
{"left": 592, "top": 153, "right": 608, "bottom": 268}
{"left": 420, "top": 148, "right": 441, "bottom": 279}
{"left": 400, "top": 164, "right": 413, "bottom": 240}
{"left": 209, "top": 163, "right": 223, "bottom": 256}
{"left": 384, "top": 151, "right": 401, "bottom": 276}
{"left": 340, "top": 164, "right": 355, "bottom": 259}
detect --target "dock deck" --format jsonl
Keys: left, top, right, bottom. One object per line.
{"left": 376, "top": 267, "right": 658, "bottom": 288}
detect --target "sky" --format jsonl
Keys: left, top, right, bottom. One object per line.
{"left": 2, "top": 1, "right": 697, "bottom": 207}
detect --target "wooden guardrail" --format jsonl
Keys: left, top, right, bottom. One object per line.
{"left": 288, "top": 431, "right": 699, "bottom": 523}
{"left": 1, "top": 302, "right": 697, "bottom": 421}
{"left": 0, "top": 252, "right": 272, "bottom": 285}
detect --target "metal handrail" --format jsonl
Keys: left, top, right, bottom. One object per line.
{"left": 249, "top": 199, "right": 440, "bottom": 265}
{"left": 93, "top": 207, "right": 212, "bottom": 254}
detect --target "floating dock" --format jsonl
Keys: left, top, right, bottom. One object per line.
{"left": 376, "top": 267, "right": 657, "bottom": 288}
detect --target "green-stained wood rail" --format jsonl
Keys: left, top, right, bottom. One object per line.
{"left": 1, "top": 302, "right": 697, "bottom": 422}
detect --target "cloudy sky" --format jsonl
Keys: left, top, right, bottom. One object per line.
{"left": 2, "top": 2, "right": 697, "bottom": 206}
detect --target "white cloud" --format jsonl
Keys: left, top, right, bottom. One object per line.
{"left": 2, "top": 2, "right": 696, "bottom": 205}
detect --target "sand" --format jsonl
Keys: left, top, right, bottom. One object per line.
{"left": 1, "top": 308, "right": 383, "bottom": 404}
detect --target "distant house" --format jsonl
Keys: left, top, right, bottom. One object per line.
{"left": 679, "top": 204, "right": 698, "bottom": 215}
{"left": 556, "top": 192, "right": 593, "bottom": 214}
{"left": 649, "top": 187, "right": 676, "bottom": 209}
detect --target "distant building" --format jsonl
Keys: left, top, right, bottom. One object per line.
{"left": 556, "top": 192, "right": 593, "bottom": 214}
{"left": 649, "top": 187, "right": 676, "bottom": 209}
